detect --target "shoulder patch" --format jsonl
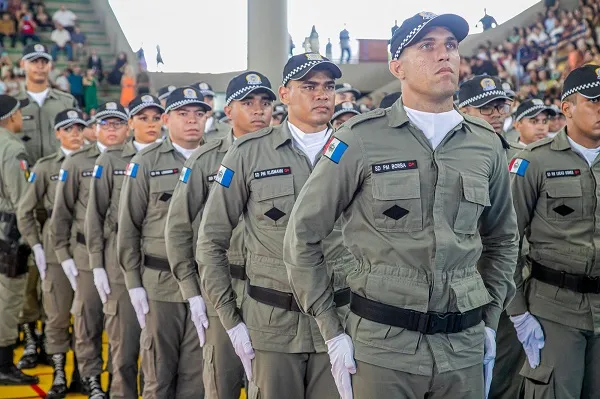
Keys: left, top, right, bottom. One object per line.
{"left": 323, "top": 136, "right": 348, "bottom": 164}
{"left": 126, "top": 163, "right": 139, "bottom": 178}
{"left": 345, "top": 108, "right": 385, "bottom": 129}
{"left": 527, "top": 136, "right": 553, "bottom": 151}
{"left": 179, "top": 167, "right": 192, "bottom": 183}
{"left": 93, "top": 164, "right": 103, "bottom": 179}
{"left": 509, "top": 158, "right": 530, "bottom": 176}
{"left": 215, "top": 164, "right": 234, "bottom": 188}
{"left": 234, "top": 126, "right": 273, "bottom": 148}
{"left": 27, "top": 172, "right": 36, "bottom": 183}
{"left": 59, "top": 169, "right": 68, "bottom": 181}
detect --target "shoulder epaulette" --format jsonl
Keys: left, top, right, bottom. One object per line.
{"left": 189, "top": 139, "right": 221, "bottom": 162}
{"left": 234, "top": 126, "right": 274, "bottom": 147}
{"left": 346, "top": 108, "right": 386, "bottom": 129}
{"left": 137, "top": 141, "right": 163, "bottom": 157}
{"left": 526, "top": 137, "right": 553, "bottom": 151}
{"left": 463, "top": 113, "right": 495, "bottom": 134}
{"left": 105, "top": 143, "right": 125, "bottom": 153}
{"left": 71, "top": 145, "right": 93, "bottom": 158}
{"left": 35, "top": 153, "right": 57, "bottom": 164}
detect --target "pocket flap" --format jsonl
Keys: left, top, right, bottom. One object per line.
{"left": 140, "top": 330, "right": 153, "bottom": 350}
{"left": 203, "top": 344, "right": 214, "bottom": 363}
{"left": 102, "top": 299, "right": 118, "bottom": 316}
{"left": 450, "top": 273, "right": 493, "bottom": 312}
{"left": 70, "top": 299, "right": 83, "bottom": 316}
{"left": 41, "top": 279, "right": 53, "bottom": 293}
{"left": 461, "top": 174, "right": 491, "bottom": 206}
{"left": 546, "top": 180, "right": 582, "bottom": 198}
{"left": 520, "top": 363, "right": 553, "bottom": 384}
{"left": 252, "top": 176, "right": 294, "bottom": 201}
{"left": 372, "top": 170, "right": 420, "bottom": 200}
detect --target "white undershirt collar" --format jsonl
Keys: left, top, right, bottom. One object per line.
{"left": 172, "top": 141, "right": 198, "bottom": 160}
{"left": 287, "top": 121, "right": 331, "bottom": 165}
{"left": 567, "top": 136, "right": 600, "bottom": 166}
{"left": 403, "top": 106, "right": 464, "bottom": 150}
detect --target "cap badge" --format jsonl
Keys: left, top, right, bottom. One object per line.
{"left": 596, "top": 67, "right": 600, "bottom": 80}
{"left": 199, "top": 82, "right": 210, "bottom": 90}
{"left": 106, "top": 102, "right": 118, "bottom": 110}
{"left": 343, "top": 83, "right": 351, "bottom": 88}
{"left": 34, "top": 44, "right": 45, "bottom": 52}
{"left": 183, "top": 88, "right": 198, "bottom": 99}
{"left": 419, "top": 12, "right": 437, "bottom": 20}
{"left": 480, "top": 78, "right": 496, "bottom": 92}
{"left": 168, "top": 85, "right": 176, "bottom": 92}
{"left": 342, "top": 102, "right": 354, "bottom": 110}
{"left": 246, "top": 74, "right": 262, "bottom": 85}
{"left": 305, "top": 53, "right": 323, "bottom": 61}
{"left": 532, "top": 99, "right": 544, "bottom": 106}
{"left": 141, "top": 95, "right": 154, "bottom": 103}
{"left": 67, "top": 110, "right": 78, "bottom": 119}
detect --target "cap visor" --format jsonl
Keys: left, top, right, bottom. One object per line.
{"left": 469, "top": 93, "right": 512, "bottom": 108}
{"left": 290, "top": 61, "right": 342, "bottom": 83}
{"left": 167, "top": 100, "right": 212, "bottom": 113}
{"left": 234, "top": 87, "right": 277, "bottom": 103}
{"left": 18, "top": 98, "right": 30, "bottom": 109}
{"left": 578, "top": 86, "right": 600, "bottom": 100}
{"left": 23, "top": 53, "right": 53, "bottom": 62}
{"left": 332, "top": 109, "right": 360, "bottom": 121}
{"left": 55, "top": 119, "right": 87, "bottom": 131}
{"left": 201, "top": 90, "right": 216, "bottom": 97}
{"left": 129, "top": 103, "right": 165, "bottom": 118}
{"left": 413, "top": 14, "right": 469, "bottom": 45}
{"left": 95, "top": 113, "right": 129, "bottom": 122}
{"left": 520, "top": 107, "right": 557, "bottom": 121}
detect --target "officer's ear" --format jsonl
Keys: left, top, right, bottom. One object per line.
{"left": 224, "top": 105, "right": 233, "bottom": 120}
{"left": 389, "top": 59, "right": 405, "bottom": 81}
{"left": 561, "top": 96, "right": 576, "bottom": 119}
{"left": 128, "top": 118, "right": 135, "bottom": 131}
{"left": 161, "top": 112, "right": 170, "bottom": 126}
{"left": 279, "top": 85, "right": 291, "bottom": 106}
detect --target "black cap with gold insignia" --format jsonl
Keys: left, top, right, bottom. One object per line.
{"left": 22, "top": 43, "right": 52, "bottom": 62}
{"left": 282, "top": 52, "right": 342, "bottom": 86}
{"left": 331, "top": 101, "right": 361, "bottom": 121}
{"left": 192, "top": 82, "right": 215, "bottom": 97}
{"left": 335, "top": 83, "right": 361, "bottom": 98}
{"left": 128, "top": 94, "right": 165, "bottom": 117}
{"left": 273, "top": 104, "right": 286, "bottom": 116}
{"left": 95, "top": 101, "right": 129, "bottom": 121}
{"left": 157, "top": 85, "right": 177, "bottom": 101}
{"left": 390, "top": 11, "right": 469, "bottom": 60}
{"left": 165, "top": 87, "right": 212, "bottom": 113}
{"left": 0, "top": 95, "right": 29, "bottom": 120}
{"left": 54, "top": 109, "right": 87, "bottom": 130}
{"left": 515, "top": 99, "right": 557, "bottom": 122}
{"left": 458, "top": 75, "right": 511, "bottom": 108}
{"left": 561, "top": 64, "right": 600, "bottom": 101}
{"left": 225, "top": 71, "right": 276, "bottom": 106}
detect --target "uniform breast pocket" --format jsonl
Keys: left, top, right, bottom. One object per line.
{"left": 544, "top": 179, "right": 583, "bottom": 221}
{"left": 454, "top": 174, "right": 490, "bottom": 235}
{"left": 249, "top": 175, "right": 295, "bottom": 230}
{"left": 150, "top": 178, "right": 176, "bottom": 208}
{"left": 371, "top": 170, "right": 423, "bottom": 232}
{"left": 21, "top": 115, "right": 37, "bottom": 142}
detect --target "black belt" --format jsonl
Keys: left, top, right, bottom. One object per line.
{"left": 247, "top": 283, "right": 351, "bottom": 312}
{"left": 350, "top": 293, "right": 483, "bottom": 335}
{"left": 0, "top": 211, "right": 15, "bottom": 223}
{"left": 229, "top": 264, "right": 246, "bottom": 280}
{"left": 531, "top": 260, "right": 600, "bottom": 294}
{"left": 76, "top": 232, "right": 86, "bottom": 245}
{"left": 144, "top": 254, "right": 171, "bottom": 272}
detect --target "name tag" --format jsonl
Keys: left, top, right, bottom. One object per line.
{"left": 81, "top": 170, "right": 94, "bottom": 177}
{"left": 113, "top": 170, "right": 127, "bottom": 176}
{"left": 50, "top": 174, "right": 59, "bottom": 181}
{"left": 372, "top": 160, "right": 418, "bottom": 174}
{"left": 207, "top": 174, "right": 217, "bottom": 182}
{"left": 150, "top": 168, "right": 179, "bottom": 177}
{"left": 545, "top": 169, "right": 581, "bottom": 178}
{"left": 253, "top": 167, "right": 292, "bottom": 179}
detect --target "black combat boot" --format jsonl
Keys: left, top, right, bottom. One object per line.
{"left": 87, "top": 374, "right": 106, "bottom": 399}
{"left": 16, "top": 322, "right": 39, "bottom": 369}
{"left": 0, "top": 345, "right": 39, "bottom": 385}
{"left": 37, "top": 323, "right": 51, "bottom": 365}
{"left": 46, "top": 353, "right": 68, "bottom": 398}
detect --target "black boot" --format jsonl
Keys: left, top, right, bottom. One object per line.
{"left": 46, "top": 353, "right": 68, "bottom": 399}
{"left": 87, "top": 375, "right": 106, "bottom": 399}
{"left": 0, "top": 345, "right": 39, "bottom": 385}
{"left": 37, "top": 324, "right": 51, "bottom": 366}
{"left": 16, "top": 323, "right": 38, "bottom": 369}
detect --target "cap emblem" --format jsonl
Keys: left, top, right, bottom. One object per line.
{"left": 480, "top": 78, "right": 496, "bottom": 92}
{"left": 168, "top": 85, "right": 176, "bottom": 92}
{"left": 532, "top": 99, "right": 544, "bottom": 106}
{"left": 246, "top": 74, "right": 262, "bottom": 85}
{"left": 342, "top": 102, "right": 354, "bottom": 110}
{"left": 34, "top": 44, "right": 45, "bottom": 52}
{"left": 67, "top": 110, "right": 78, "bottom": 118}
{"left": 199, "top": 82, "right": 209, "bottom": 90}
{"left": 596, "top": 67, "right": 600, "bottom": 80}
{"left": 419, "top": 12, "right": 437, "bottom": 20}
{"left": 141, "top": 95, "right": 154, "bottom": 103}
{"left": 183, "top": 88, "right": 197, "bottom": 98}
{"left": 305, "top": 53, "right": 323, "bottom": 61}
{"left": 106, "top": 102, "right": 117, "bottom": 110}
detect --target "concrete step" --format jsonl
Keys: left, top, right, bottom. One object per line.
{"left": 46, "top": 7, "right": 95, "bottom": 15}
{"left": 44, "top": 2, "right": 94, "bottom": 11}
{"left": 4, "top": 44, "right": 114, "bottom": 58}
{"left": 78, "top": 22, "right": 104, "bottom": 32}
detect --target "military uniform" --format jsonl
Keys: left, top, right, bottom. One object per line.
{"left": 283, "top": 96, "right": 519, "bottom": 397}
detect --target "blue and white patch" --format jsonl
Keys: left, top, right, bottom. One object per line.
{"left": 93, "top": 165, "right": 103, "bottom": 179}
{"left": 509, "top": 158, "right": 530, "bottom": 176}
{"left": 59, "top": 169, "right": 68, "bottom": 182}
{"left": 179, "top": 167, "right": 192, "bottom": 183}
{"left": 27, "top": 172, "right": 36, "bottom": 183}
{"left": 215, "top": 165, "right": 234, "bottom": 188}
{"left": 126, "top": 163, "right": 139, "bottom": 178}
{"left": 323, "top": 137, "right": 348, "bottom": 164}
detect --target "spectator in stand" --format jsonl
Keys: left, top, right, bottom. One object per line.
{"left": 55, "top": 68, "right": 69, "bottom": 92}
{"left": 528, "top": 25, "right": 549, "bottom": 45}
{"left": 50, "top": 23, "right": 72, "bottom": 61}
{"left": 18, "top": 12, "right": 39, "bottom": 45}
{"left": 67, "top": 66, "right": 84, "bottom": 108}
{"left": 0, "top": 12, "right": 16, "bottom": 48}
{"left": 15, "top": 2, "right": 28, "bottom": 21}
{"left": 34, "top": 4, "right": 52, "bottom": 31}
{"left": 107, "top": 51, "right": 127, "bottom": 85}
{"left": 87, "top": 48, "right": 103, "bottom": 82}
{"left": 135, "top": 69, "right": 150, "bottom": 95}
{"left": 136, "top": 45, "right": 146, "bottom": 71}
{"left": 0, "top": 49, "right": 11, "bottom": 71}
{"left": 52, "top": 4, "right": 76, "bottom": 33}
{"left": 71, "top": 25, "right": 86, "bottom": 60}
{"left": 477, "top": 8, "right": 498, "bottom": 31}
{"left": 119, "top": 64, "right": 135, "bottom": 106}
{"left": 83, "top": 68, "right": 97, "bottom": 114}
{"left": 2, "top": 68, "right": 19, "bottom": 96}
{"left": 0, "top": 1, "right": 7, "bottom": 12}
{"left": 568, "top": 41, "right": 584, "bottom": 70}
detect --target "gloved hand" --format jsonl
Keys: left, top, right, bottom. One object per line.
{"left": 188, "top": 295, "right": 209, "bottom": 347}
{"left": 128, "top": 287, "right": 149, "bottom": 328}
{"left": 483, "top": 327, "right": 496, "bottom": 399}
{"left": 325, "top": 333, "right": 356, "bottom": 399}
{"left": 31, "top": 244, "right": 46, "bottom": 280}
{"left": 93, "top": 268, "right": 111, "bottom": 304}
{"left": 60, "top": 259, "right": 78, "bottom": 291}
{"left": 510, "top": 311, "right": 545, "bottom": 368}
{"left": 226, "top": 322, "right": 255, "bottom": 381}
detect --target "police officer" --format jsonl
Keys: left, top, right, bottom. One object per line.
{"left": 85, "top": 95, "right": 164, "bottom": 399}
{"left": 547, "top": 105, "right": 566, "bottom": 137}
{"left": 52, "top": 101, "right": 130, "bottom": 399}
{"left": 17, "top": 109, "right": 86, "bottom": 397}
{"left": 193, "top": 81, "right": 230, "bottom": 140}
{"left": 15, "top": 43, "right": 77, "bottom": 370}
{"left": 508, "top": 64, "right": 600, "bottom": 399}
{"left": 157, "top": 85, "right": 177, "bottom": 108}
{"left": 283, "top": 13, "right": 518, "bottom": 399}
{"left": 196, "top": 53, "right": 354, "bottom": 399}
{"left": 271, "top": 104, "right": 286, "bottom": 126}
{"left": 166, "top": 71, "right": 276, "bottom": 399}
{"left": 510, "top": 99, "right": 557, "bottom": 159}
{"left": 117, "top": 87, "right": 209, "bottom": 399}
{"left": 331, "top": 102, "right": 361, "bottom": 129}
{"left": 335, "top": 83, "right": 361, "bottom": 105}
{"left": 0, "top": 95, "right": 39, "bottom": 386}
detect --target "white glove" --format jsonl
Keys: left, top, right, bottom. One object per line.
{"left": 226, "top": 322, "right": 255, "bottom": 381}
{"left": 188, "top": 295, "right": 209, "bottom": 347}
{"left": 60, "top": 259, "right": 78, "bottom": 291}
{"left": 510, "top": 312, "right": 545, "bottom": 368}
{"left": 128, "top": 287, "right": 150, "bottom": 329}
{"left": 93, "top": 268, "right": 111, "bottom": 304}
{"left": 31, "top": 244, "right": 47, "bottom": 280}
{"left": 483, "top": 327, "right": 496, "bottom": 399}
{"left": 325, "top": 333, "right": 356, "bottom": 399}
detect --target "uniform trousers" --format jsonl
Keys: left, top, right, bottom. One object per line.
{"left": 0, "top": 273, "right": 26, "bottom": 346}
{"left": 489, "top": 311, "right": 525, "bottom": 399}
{"left": 42, "top": 263, "right": 73, "bottom": 354}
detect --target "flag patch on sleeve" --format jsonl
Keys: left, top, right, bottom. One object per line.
{"left": 323, "top": 137, "right": 348, "bottom": 164}
{"left": 19, "top": 160, "right": 29, "bottom": 171}
{"left": 509, "top": 158, "right": 529, "bottom": 176}
{"left": 215, "top": 164, "right": 234, "bottom": 188}
{"left": 27, "top": 172, "right": 36, "bottom": 183}
{"left": 93, "top": 165, "right": 103, "bottom": 179}
{"left": 126, "top": 163, "right": 138, "bottom": 178}
{"left": 179, "top": 167, "right": 191, "bottom": 183}
{"left": 59, "top": 169, "right": 68, "bottom": 181}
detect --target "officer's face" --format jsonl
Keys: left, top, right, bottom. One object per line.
{"left": 563, "top": 95, "right": 600, "bottom": 142}
{"left": 204, "top": 96, "right": 215, "bottom": 116}
{"left": 9, "top": 110, "right": 23, "bottom": 132}
{"left": 130, "top": 107, "right": 163, "bottom": 144}
{"left": 548, "top": 114, "right": 566, "bottom": 133}
{"left": 22, "top": 58, "right": 51, "bottom": 84}
{"left": 83, "top": 125, "right": 96, "bottom": 142}
{"left": 335, "top": 92, "right": 355, "bottom": 105}
{"left": 225, "top": 93, "right": 273, "bottom": 136}
{"left": 390, "top": 27, "right": 460, "bottom": 103}
{"left": 279, "top": 70, "right": 335, "bottom": 129}
{"left": 164, "top": 105, "right": 207, "bottom": 148}
{"left": 332, "top": 113, "right": 355, "bottom": 129}
{"left": 462, "top": 99, "right": 510, "bottom": 134}
{"left": 515, "top": 113, "right": 549, "bottom": 145}
{"left": 56, "top": 124, "right": 84, "bottom": 151}
{"left": 96, "top": 117, "right": 129, "bottom": 146}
